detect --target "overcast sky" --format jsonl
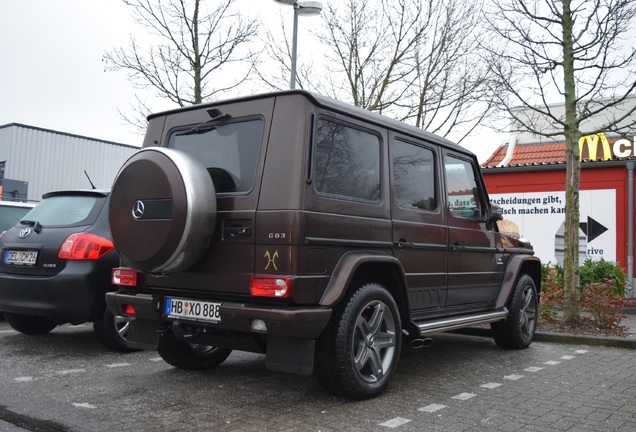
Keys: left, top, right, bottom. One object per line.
{"left": 0, "top": 1, "right": 502, "bottom": 160}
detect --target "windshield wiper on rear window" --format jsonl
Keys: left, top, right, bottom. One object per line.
{"left": 176, "top": 109, "right": 232, "bottom": 136}
{"left": 20, "top": 220, "right": 42, "bottom": 233}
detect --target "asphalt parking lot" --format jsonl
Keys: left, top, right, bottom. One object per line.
{"left": 1, "top": 320, "right": 635, "bottom": 432}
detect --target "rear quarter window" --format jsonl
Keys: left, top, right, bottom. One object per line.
{"left": 313, "top": 118, "right": 381, "bottom": 202}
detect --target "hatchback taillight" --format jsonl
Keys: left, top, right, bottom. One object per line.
{"left": 58, "top": 233, "right": 114, "bottom": 260}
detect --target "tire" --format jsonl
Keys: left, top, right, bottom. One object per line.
{"left": 157, "top": 327, "right": 232, "bottom": 370}
{"left": 314, "top": 282, "right": 402, "bottom": 400}
{"left": 93, "top": 306, "right": 138, "bottom": 353}
{"left": 4, "top": 313, "right": 57, "bottom": 335}
{"left": 491, "top": 274, "right": 538, "bottom": 349}
{"left": 109, "top": 147, "right": 217, "bottom": 273}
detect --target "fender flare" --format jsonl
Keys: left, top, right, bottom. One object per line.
{"left": 319, "top": 251, "right": 408, "bottom": 309}
{"left": 495, "top": 254, "right": 542, "bottom": 308}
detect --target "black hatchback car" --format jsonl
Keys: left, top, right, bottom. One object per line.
{"left": 0, "top": 189, "right": 133, "bottom": 352}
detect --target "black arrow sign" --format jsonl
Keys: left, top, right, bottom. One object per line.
{"left": 579, "top": 216, "right": 608, "bottom": 243}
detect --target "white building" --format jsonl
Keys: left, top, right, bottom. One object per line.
{"left": 0, "top": 123, "right": 139, "bottom": 202}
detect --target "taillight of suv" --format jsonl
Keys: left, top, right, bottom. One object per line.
{"left": 250, "top": 276, "right": 293, "bottom": 298}
{"left": 58, "top": 233, "right": 114, "bottom": 260}
{"left": 112, "top": 267, "right": 138, "bottom": 286}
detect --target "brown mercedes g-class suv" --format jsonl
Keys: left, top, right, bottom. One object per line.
{"left": 106, "top": 90, "right": 541, "bottom": 400}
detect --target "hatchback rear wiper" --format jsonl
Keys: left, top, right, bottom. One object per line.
{"left": 20, "top": 220, "right": 42, "bottom": 233}
{"left": 176, "top": 109, "right": 232, "bottom": 136}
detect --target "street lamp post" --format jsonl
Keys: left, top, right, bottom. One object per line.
{"left": 273, "top": 0, "right": 322, "bottom": 89}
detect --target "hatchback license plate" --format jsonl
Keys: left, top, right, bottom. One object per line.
{"left": 4, "top": 250, "right": 38, "bottom": 266}
{"left": 165, "top": 297, "right": 222, "bottom": 323}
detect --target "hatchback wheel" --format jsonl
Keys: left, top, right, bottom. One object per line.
{"left": 4, "top": 312, "right": 57, "bottom": 335}
{"left": 93, "top": 306, "right": 137, "bottom": 353}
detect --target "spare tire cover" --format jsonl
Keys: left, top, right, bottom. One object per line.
{"left": 109, "top": 147, "right": 216, "bottom": 273}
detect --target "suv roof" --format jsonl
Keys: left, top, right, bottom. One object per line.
{"left": 148, "top": 89, "right": 462, "bottom": 152}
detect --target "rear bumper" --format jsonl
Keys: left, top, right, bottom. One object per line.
{"left": 0, "top": 261, "right": 113, "bottom": 323}
{"left": 106, "top": 292, "right": 332, "bottom": 339}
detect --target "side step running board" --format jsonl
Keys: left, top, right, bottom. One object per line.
{"left": 416, "top": 309, "right": 508, "bottom": 335}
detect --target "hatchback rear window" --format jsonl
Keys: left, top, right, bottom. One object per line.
{"left": 22, "top": 196, "right": 100, "bottom": 227}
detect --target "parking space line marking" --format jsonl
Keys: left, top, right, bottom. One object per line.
{"left": 105, "top": 363, "right": 132, "bottom": 368}
{"left": 504, "top": 374, "right": 524, "bottom": 380}
{"left": 56, "top": 369, "right": 86, "bottom": 375}
{"left": 14, "top": 376, "right": 34, "bottom": 382}
{"left": 0, "top": 330, "right": 17, "bottom": 334}
{"left": 398, "top": 347, "right": 595, "bottom": 424}
{"left": 72, "top": 403, "right": 97, "bottom": 409}
{"left": 451, "top": 392, "right": 476, "bottom": 400}
{"left": 54, "top": 369, "right": 86, "bottom": 375}
{"left": 419, "top": 404, "right": 447, "bottom": 413}
{"left": 380, "top": 417, "right": 411, "bottom": 428}
{"left": 149, "top": 357, "right": 163, "bottom": 362}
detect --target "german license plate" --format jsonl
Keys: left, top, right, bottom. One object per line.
{"left": 4, "top": 250, "right": 38, "bottom": 265}
{"left": 165, "top": 297, "right": 222, "bottom": 323}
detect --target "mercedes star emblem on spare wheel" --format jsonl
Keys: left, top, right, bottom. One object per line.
{"left": 132, "top": 200, "right": 145, "bottom": 220}
{"left": 18, "top": 228, "right": 32, "bottom": 238}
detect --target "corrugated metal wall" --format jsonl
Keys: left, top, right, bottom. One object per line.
{"left": 0, "top": 124, "right": 139, "bottom": 201}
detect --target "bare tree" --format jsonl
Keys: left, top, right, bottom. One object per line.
{"left": 482, "top": 0, "right": 636, "bottom": 322}
{"left": 397, "top": 0, "right": 494, "bottom": 140}
{"left": 104, "top": 0, "right": 259, "bottom": 130}
{"left": 260, "top": 0, "right": 493, "bottom": 141}
{"left": 255, "top": 15, "right": 317, "bottom": 92}
{"left": 317, "top": 0, "right": 420, "bottom": 112}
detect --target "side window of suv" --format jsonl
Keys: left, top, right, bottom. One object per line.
{"left": 444, "top": 154, "right": 483, "bottom": 219}
{"left": 313, "top": 118, "right": 381, "bottom": 202}
{"left": 392, "top": 139, "right": 436, "bottom": 211}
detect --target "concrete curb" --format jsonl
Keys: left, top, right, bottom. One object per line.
{"left": 453, "top": 327, "right": 636, "bottom": 350}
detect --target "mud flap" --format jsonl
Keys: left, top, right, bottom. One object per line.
{"left": 266, "top": 336, "right": 315, "bottom": 375}
{"left": 127, "top": 318, "right": 161, "bottom": 350}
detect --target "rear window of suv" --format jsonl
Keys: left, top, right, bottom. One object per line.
{"left": 22, "top": 196, "right": 100, "bottom": 227}
{"left": 167, "top": 118, "right": 264, "bottom": 194}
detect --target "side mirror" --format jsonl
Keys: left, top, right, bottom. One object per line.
{"left": 488, "top": 203, "right": 504, "bottom": 222}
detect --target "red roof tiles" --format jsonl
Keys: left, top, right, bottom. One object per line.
{"left": 481, "top": 142, "right": 567, "bottom": 167}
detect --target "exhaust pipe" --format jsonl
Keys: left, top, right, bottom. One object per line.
{"left": 409, "top": 337, "right": 434, "bottom": 349}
